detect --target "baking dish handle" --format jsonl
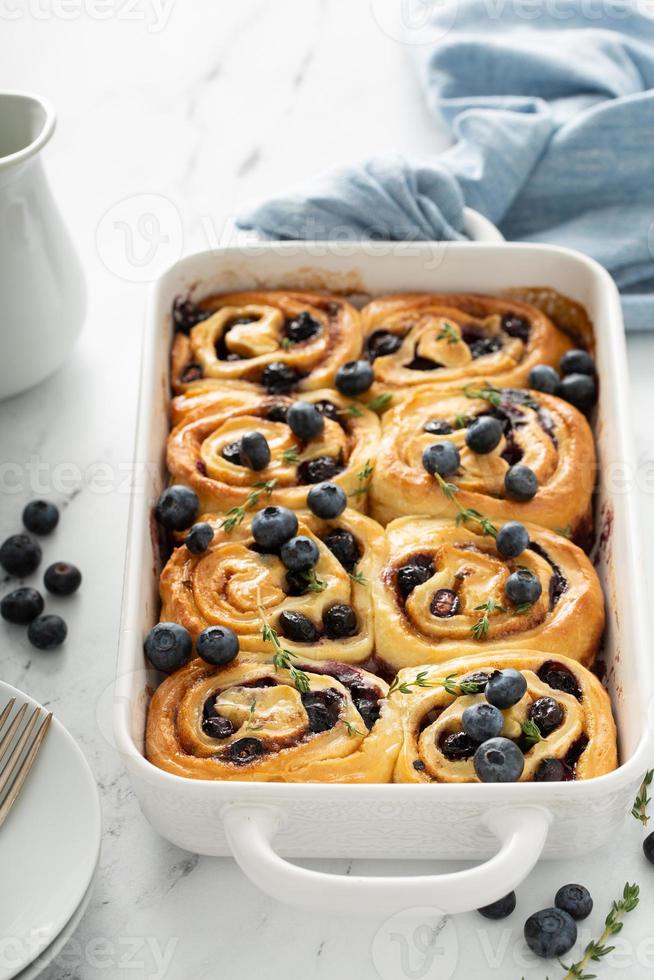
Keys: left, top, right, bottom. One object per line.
{"left": 222, "top": 802, "right": 551, "bottom": 916}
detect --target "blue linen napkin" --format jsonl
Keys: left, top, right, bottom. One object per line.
{"left": 237, "top": 0, "right": 654, "bottom": 329}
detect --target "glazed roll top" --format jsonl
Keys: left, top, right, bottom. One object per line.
{"left": 146, "top": 656, "right": 400, "bottom": 782}
{"left": 171, "top": 290, "right": 362, "bottom": 395}
{"left": 361, "top": 292, "right": 572, "bottom": 394}
{"left": 160, "top": 509, "right": 385, "bottom": 663}
{"left": 373, "top": 518, "right": 604, "bottom": 671}
{"left": 166, "top": 388, "right": 379, "bottom": 513}
{"left": 385, "top": 653, "right": 617, "bottom": 783}
{"left": 370, "top": 385, "right": 595, "bottom": 537}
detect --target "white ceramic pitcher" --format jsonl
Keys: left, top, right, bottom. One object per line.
{"left": 0, "top": 91, "right": 86, "bottom": 400}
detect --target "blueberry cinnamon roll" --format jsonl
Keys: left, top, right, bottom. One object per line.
{"left": 145, "top": 657, "right": 399, "bottom": 782}
{"left": 370, "top": 385, "right": 595, "bottom": 539}
{"left": 171, "top": 291, "right": 362, "bottom": 396}
{"left": 361, "top": 293, "right": 572, "bottom": 395}
{"left": 166, "top": 389, "right": 379, "bottom": 514}
{"left": 373, "top": 518, "right": 604, "bottom": 672}
{"left": 383, "top": 653, "right": 616, "bottom": 783}
{"left": 160, "top": 509, "right": 384, "bottom": 663}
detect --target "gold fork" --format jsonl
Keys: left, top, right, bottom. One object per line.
{"left": 0, "top": 698, "right": 52, "bottom": 829}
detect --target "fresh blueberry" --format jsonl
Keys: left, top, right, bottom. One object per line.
{"left": 323, "top": 528, "right": 359, "bottom": 571}
{"left": 196, "top": 625, "right": 239, "bottom": 666}
{"left": 485, "top": 669, "right": 527, "bottom": 709}
{"left": 278, "top": 610, "right": 319, "bottom": 643}
{"left": 422, "top": 441, "right": 460, "bottom": 478}
{"left": 430, "top": 588, "right": 460, "bottom": 617}
{"left": 423, "top": 419, "right": 454, "bottom": 435}
{"left": 560, "top": 349, "right": 595, "bottom": 377}
{"left": 555, "top": 884, "right": 593, "bottom": 921}
{"left": 366, "top": 330, "right": 402, "bottom": 360}
{"left": 251, "top": 506, "right": 298, "bottom": 550}
{"left": 280, "top": 535, "right": 320, "bottom": 572}
{"left": 643, "top": 832, "right": 654, "bottom": 865}
{"left": 335, "top": 360, "right": 374, "bottom": 396}
{"left": 323, "top": 603, "right": 357, "bottom": 638}
{"left": 505, "top": 568, "right": 542, "bottom": 605}
{"left": 297, "top": 456, "right": 342, "bottom": 484}
{"left": 441, "top": 732, "right": 477, "bottom": 760}
{"left": 287, "top": 401, "right": 325, "bottom": 441}
{"left": 477, "top": 892, "right": 516, "bottom": 919}
{"left": 504, "top": 463, "right": 538, "bottom": 501}
{"left": 462, "top": 702, "right": 504, "bottom": 743}
{"left": 0, "top": 534, "right": 42, "bottom": 577}
{"left": 228, "top": 737, "right": 264, "bottom": 764}
{"left": 474, "top": 737, "right": 525, "bottom": 782}
{"left": 185, "top": 522, "right": 214, "bottom": 554}
{"left": 261, "top": 362, "right": 299, "bottom": 393}
{"left": 534, "top": 758, "right": 566, "bottom": 781}
{"left": 524, "top": 908, "right": 577, "bottom": 959}
{"left": 155, "top": 485, "right": 199, "bottom": 531}
{"left": 496, "top": 521, "right": 530, "bottom": 558}
{"left": 22, "top": 500, "right": 59, "bottom": 535}
{"left": 397, "top": 557, "right": 434, "bottom": 598}
{"left": 144, "top": 622, "right": 192, "bottom": 671}
{"left": 43, "top": 562, "right": 82, "bottom": 596}
{"left": 528, "top": 364, "right": 560, "bottom": 394}
{"left": 27, "top": 614, "right": 67, "bottom": 650}
{"left": 307, "top": 482, "right": 347, "bottom": 519}
{"left": 529, "top": 696, "right": 563, "bottom": 735}
{"left": 465, "top": 416, "right": 503, "bottom": 454}
{"left": 240, "top": 431, "right": 271, "bottom": 471}
{"left": 0, "top": 587, "right": 44, "bottom": 624}
{"left": 285, "top": 311, "right": 320, "bottom": 343}
{"left": 558, "top": 373, "right": 597, "bottom": 412}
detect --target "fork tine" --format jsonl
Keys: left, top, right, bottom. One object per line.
{"left": 0, "top": 706, "right": 41, "bottom": 797}
{"left": 0, "top": 699, "right": 15, "bottom": 734}
{"left": 0, "top": 712, "right": 52, "bottom": 830}
{"left": 0, "top": 702, "right": 28, "bottom": 764}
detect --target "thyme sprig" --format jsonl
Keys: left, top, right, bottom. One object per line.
{"left": 343, "top": 719, "right": 366, "bottom": 737}
{"left": 559, "top": 883, "right": 640, "bottom": 980}
{"left": 282, "top": 447, "right": 300, "bottom": 464}
{"left": 280, "top": 337, "right": 295, "bottom": 350}
{"left": 471, "top": 597, "right": 506, "bottom": 640}
{"left": 349, "top": 566, "right": 367, "bottom": 586}
{"left": 435, "top": 473, "right": 498, "bottom": 538}
{"left": 436, "top": 321, "right": 460, "bottom": 345}
{"left": 220, "top": 479, "right": 277, "bottom": 532}
{"left": 301, "top": 567, "right": 327, "bottom": 593}
{"left": 463, "top": 382, "right": 503, "bottom": 406}
{"left": 388, "top": 671, "right": 482, "bottom": 697}
{"left": 367, "top": 392, "right": 394, "bottom": 413}
{"left": 515, "top": 601, "right": 534, "bottom": 615}
{"left": 258, "top": 604, "right": 310, "bottom": 693}
{"left": 521, "top": 718, "right": 542, "bottom": 747}
{"left": 556, "top": 526, "right": 573, "bottom": 539}
{"left": 631, "top": 769, "right": 654, "bottom": 826}
{"left": 349, "top": 460, "right": 375, "bottom": 498}
{"left": 346, "top": 403, "right": 364, "bottom": 417}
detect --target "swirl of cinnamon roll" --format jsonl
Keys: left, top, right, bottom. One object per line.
{"left": 160, "top": 509, "right": 384, "bottom": 663}
{"left": 382, "top": 653, "right": 616, "bottom": 783}
{"left": 360, "top": 292, "right": 572, "bottom": 394}
{"left": 370, "top": 385, "right": 595, "bottom": 539}
{"left": 166, "top": 388, "right": 379, "bottom": 514}
{"left": 171, "top": 291, "right": 362, "bottom": 396}
{"left": 373, "top": 518, "right": 604, "bottom": 672}
{"left": 145, "top": 656, "right": 400, "bottom": 782}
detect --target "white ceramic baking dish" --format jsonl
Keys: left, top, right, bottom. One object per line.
{"left": 114, "top": 241, "right": 652, "bottom": 916}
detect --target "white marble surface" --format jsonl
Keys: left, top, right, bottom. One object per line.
{"left": 1, "top": 3, "right": 653, "bottom": 978}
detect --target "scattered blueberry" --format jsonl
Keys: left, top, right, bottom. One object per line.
{"left": 251, "top": 506, "right": 298, "bottom": 550}
{"left": 529, "top": 696, "right": 563, "bottom": 735}
{"left": 0, "top": 534, "right": 42, "bottom": 577}
{"left": 496, "top": 521, "right": 529, "bottom": 558}
{"left": 477, "top": 892, "right": 516, "bottom": 919}
{"left": 297, "top": 456, "right": 341, "bottom": 485}
{"left": 474, "top": 737, "right": 525, "bottom": 782}
{"left": 555, "top": 884, "right": 593, "bottom": 921}
{"left": 307, "top": 482, "right": 347, "bottom": 519}
{"left": 261, "top": 362, "right": 299, "bottom": 393}
{"left": 27, "top": 614, "right": 67, "bottom": 650}
{"left": 196, "top": 625, "right": 239, "bottom": 666}
{"left": 144, "top": 622, "right": 192, "bottom": 671}
{"left": 528, "top": 364, "right": 559, "bottom": 394}
{"left": 524, "top": 908, "right": 577, "bottom": 959}
{"left": 228, "top": 737, "right": 264, "bottom": 764}
{"left": 280, "top": 535, "right": 320, "bottom": 572}
{"left": 504, "top": 463, "right": 538, "bottom": 501}
{"left": 285, "top": 311, "right": 320, "bottom": 343}
{"left": 485, "top": 669, "right": 527, "bottom": 709}
{"left": 643, "top": 832, "right": 654, "bottom": 865}
{"left": 560, "top": 349, "right": 595, "bottom": 377}
{"left": 505, "top": 568, "right": 542, "bottom": 606}
{"left": 462, "top": 702, "right": 504, "bottom": 743}
{"left": 397, "top": 557, "right": 434, "bottom": 598}
{"left": 534, "top": 758, "right": 566, "bottom": 781}
{"left": 0, "top": 587, "right": 44, "bottom": 624}
{"left": 185, "top": 522, "right": 214, "bottom": 554}
{"left": 465, "top": 416, "right": 503, "bottom": 454}
{"left": 287, "top": 401, "right": 324, "bottom": 441}
{"left": 43, "top": 562, "right": 82, "bottom": 596}
{"left": 155, "top": 485, "right": 199, "bottom": 531}
{"left": 558, "top": 373, "right": 597, "bottom": 412}
{"left": 22, "top": 500, "right": 59, "bottom": 535}
{"left": 422, "top": 441, "right": 460, "bottom": 478}
{"left": 240, "top": 431, "right": 271, "bottom": 471}
{"left": 278, "top": 610, "right": 319, "bottom": 643}
{"left": 323, "top": 603, "right": 357, "bottom": 638}
{"left": 323, "top": 528, "right": 359, "bottom": 571}
{"left": 441, "top": 731, "right": 477, "bottom": 761}
{"left": 335, "top": 360, "right": 374, "bottom": 397}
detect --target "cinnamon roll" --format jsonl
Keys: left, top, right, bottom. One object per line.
{"left": 373, "top": 518, "right": 604, "bottom": 672}
{"left": 167, "top": 389, "right": 379, "bottom": 514}
{"left": 383, "top": 653, "right": 616, "bottom": 782}
{"left": 370, "top": 385, "right": 595, "bottom": 539}
{"left": 171, "top": 291, "right": 362, "bottom": 396}
{"left": 361, "top": 292, "right": 572, "bottom": 395}
{"left": 160, "top": 509, "right": 384, "bottom": 663}
{"left": 146, "top": 656, "right": 399, "bottom": 782}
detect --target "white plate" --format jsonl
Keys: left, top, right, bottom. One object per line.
{"left": 0, "top": 681, "right": 101, "bottom": 980}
